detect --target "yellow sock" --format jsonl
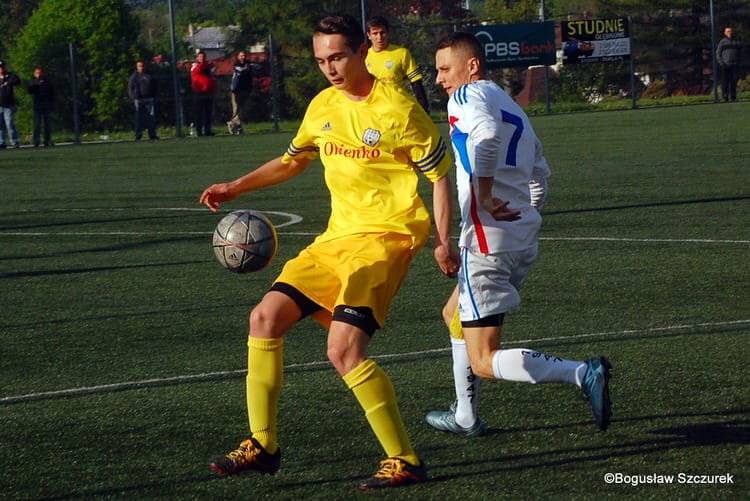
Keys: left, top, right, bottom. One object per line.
{"left": 449, "top": 306, "right": 464, "bottom": 340}
{"left": 343, "top": 359, "right": 419, "bottom": 466}
{"left": 246, "top": 336, "right": 283, "bottom": 454}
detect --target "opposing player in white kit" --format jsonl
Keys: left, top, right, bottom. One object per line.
{"left": 425, "top": 32, "right": 612, "bottom": 436}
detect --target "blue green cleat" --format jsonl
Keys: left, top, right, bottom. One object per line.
{"left": 425, "top": 401, "right": 486, "bottom": 438}
{"left": 581, "top": 356, "right": 612, "bottom": 431}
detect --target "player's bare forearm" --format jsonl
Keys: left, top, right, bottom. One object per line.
{"left": 199, "top": 156, "right": 309, "bottom": 212}
{"left": 432, "top": 176, "right": 459, "bottom": 277}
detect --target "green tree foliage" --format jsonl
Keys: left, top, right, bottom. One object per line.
{"left": 0, "top": 0, "right": 41, "bottom": 57}
{"left": 11, "top": 0, "right": 140, "bottom": 130}
{"left": 233, "top": 0, "right": 467, "bottom": 118}
{"left": 482, "top": 0, "right": 543, "bottom": 23}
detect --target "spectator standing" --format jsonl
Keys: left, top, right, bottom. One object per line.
{"left": 0, "top": 60, "right": 21, "bottom": 149}
{"left": 190, "top": 51, "right": 217, "bottom": 136}
{"left": 127, "top": 60, "right": 159, "bottom": 141}
{"left": 227, "top": 51, "right": 253, "bottom": 135}
{"left": 365, "top": 16, "right": 430, "bottom": 113}
{"left": 716, "top": 26, "right": 742, "bottom": 102}
{"left": 27, "top": 67, "right": 55, "bottom": 147}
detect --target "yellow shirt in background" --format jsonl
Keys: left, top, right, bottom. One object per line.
{"left": 366, "top": 44, "right": 423, "bottom": 91}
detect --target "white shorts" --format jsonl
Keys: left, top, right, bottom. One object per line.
{"left": 457, "top": 244, "right": 538, "bottom": 322}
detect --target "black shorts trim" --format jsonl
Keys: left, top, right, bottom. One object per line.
{"left": 269, "top": 282, "right": 322, "bottom": 318}
{"left": 332, "top": 305, "right": 380, "bottom": 337}
{"left": 462, "top": 313, "right": 505, "bottom": 328}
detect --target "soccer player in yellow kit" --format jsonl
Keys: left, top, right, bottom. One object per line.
{"left": 366, "top": 16, "right": 430, "bottom": 113}
{"left": 199, "top": 13, "right": 457, "bottom": 490}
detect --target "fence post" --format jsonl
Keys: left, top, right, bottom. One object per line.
{"left": 68, "top": 42, "right": 80, "bottom": 144}
{"left": 629, "top": 17, "right": 637, "bottom": 109}
{"left": 269, "top": 34, "right": 279, "bottom": 133}
{"left": 168, "top": 0, "right": 183, "bottom": 137}
{"left": 710, "top": 0, "right": 719, "bottom": 103}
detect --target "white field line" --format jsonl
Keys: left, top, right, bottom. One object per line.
{"left": 2, "top": 319, "right": 748, "bottom": 405}
{"left": 0, "top": 231, "right": 747, "bottom": 244}
{"left": 1, "top": 207, "right": 748, "bottom": 244}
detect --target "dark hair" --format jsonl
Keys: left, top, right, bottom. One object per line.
{"left": 314, "top": 13, "right": 365, "bottom": 52}
{"left": 437, "top": 31, "right": 486, "bottom": 71}
{"left": 366, "top": 16, "right": 390, "bottom": 33}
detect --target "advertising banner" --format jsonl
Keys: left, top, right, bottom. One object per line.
{"left": 465, "top": 22, "right": 556, "bottom": 68}
{"left": 561, "top": 18, "right": 631, "bottom": 64}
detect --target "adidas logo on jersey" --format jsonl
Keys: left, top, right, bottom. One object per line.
{"left": 321, "top": 122, "right": 331, "bottom": 131}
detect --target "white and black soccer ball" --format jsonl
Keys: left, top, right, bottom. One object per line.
{"left": 212, "top": 210, "right": 278, "bottom": 273}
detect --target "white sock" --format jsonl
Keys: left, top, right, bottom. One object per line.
{"left": 450, "top": 337, "right": 480, "bottom": 428}
{"left": 491, "top": 348, "right": 586, "bottom": 386}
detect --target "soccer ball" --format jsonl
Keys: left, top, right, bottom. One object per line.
{"left": 212, "top": 210, "right": 278, "bottom": 273}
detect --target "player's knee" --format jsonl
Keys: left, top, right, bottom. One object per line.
{"left": 326, "top": 344, "right": 344, "bottom": 367}
{"left": 326, "top": 344, "right": 361, "bottom": 376}
{"left": 248, "top": 304, "right": 282, "bottom": 337}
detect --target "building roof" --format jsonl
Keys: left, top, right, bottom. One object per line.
{"left": 184, "top": 25, "right": 239, "bottom": 49}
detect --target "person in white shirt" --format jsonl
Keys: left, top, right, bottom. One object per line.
{"left": 425, "top": 31, "right": 612, "bottom": 437}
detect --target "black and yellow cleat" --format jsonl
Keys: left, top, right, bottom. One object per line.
{"left": 209, "top": 437, "right": 280, "bottom": 476}
{"left": 357, "top": 457, "right": 427, "bottom": 490}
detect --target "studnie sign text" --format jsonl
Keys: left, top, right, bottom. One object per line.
{"left": 561, "top": 17, "right": 631, "bottom": 65}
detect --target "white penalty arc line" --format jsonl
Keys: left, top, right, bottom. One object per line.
{"left": 2, "top": 319, "right": 748, "bottom": 405}
{"left": 0, "top": 210, "right": 305, "bottom": 232}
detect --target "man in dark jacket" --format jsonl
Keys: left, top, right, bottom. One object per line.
{"left": 127, "top": 60, "right": 159, "bottom": 140}
{"left": 0, "top": 60, "right": 21, "bottom": 149}
{"left": 226, "top": 51, "right": 254, "bottom": 135}
{"left": 27, "top": 67, "right": 55, "bottom": 147}
{"left": 716, "top": 26, "right": 743, "bottom": 102}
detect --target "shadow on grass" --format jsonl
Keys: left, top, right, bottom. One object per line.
{"left": 1, "top": 211, "right": 209, "bottom": 233}
{"left": 25, "top": 408, "right": 749, "bottom": 499}
{"left": 1, "top": 257, "right": 207, "bottom": 279}
{"left": 0, "top": 235, "right": 206, "bottom": 264}
{"left": 544, "top": 195, "right": 750, "bottom": 216}
{"left": 420, "top": 408, "right": 749, "bottom": 483}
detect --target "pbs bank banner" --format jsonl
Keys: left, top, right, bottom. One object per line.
{"left": 465, "top": 22, "right": 556, "bottom": 68}
{"left": 561, "top": 18, "right": 631, "bottom": 64}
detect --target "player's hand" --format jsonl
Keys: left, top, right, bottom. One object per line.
{"left": 480, "top": 198, "right": 521, "bottom": 222}
{"left": 434, "top": 243, "right": 460, "bottom": 278}
{"left": 199, "top": 183, "right": 237, "bottom": 212}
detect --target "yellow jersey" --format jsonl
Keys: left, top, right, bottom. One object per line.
{"left": 366, "top": 44, "right": 423, "bottom": 91}
{"left": 282, "top": 79, "right": 449, "bottom": 247}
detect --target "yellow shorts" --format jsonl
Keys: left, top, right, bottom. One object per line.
{"left": 274, "top": 233, "right": 419, "bottom": 328}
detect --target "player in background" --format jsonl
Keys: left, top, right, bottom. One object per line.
{"left": 365, "top": 16, "right": 430, "bottom": 113}
{"left": 424, "top": 31, "right": 612, "bottom": 438}
{"left": 200, "top": 13, "right": 458, "bottom": 490}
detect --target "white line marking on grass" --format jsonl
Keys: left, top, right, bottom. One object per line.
{"left": 5, "top": 209, "right": 748, "bottom": 243}
{"left": 540, "top": 236, "right": 750, "bottom": 244}
{"left": 0, "top": 232, "right": 747, "bottom": 244}
{"left": 2, "top": 319, "right": 748, "bottom": 405}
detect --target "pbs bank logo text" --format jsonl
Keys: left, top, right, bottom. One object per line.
{"left": 475, "top": 30, "right": 553, "bottom": 59}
